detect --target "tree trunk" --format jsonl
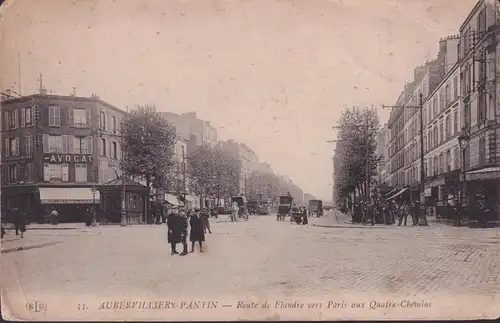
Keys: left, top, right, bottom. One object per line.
{"left": 146, "top": 178, "right": 151, "bottom": 224}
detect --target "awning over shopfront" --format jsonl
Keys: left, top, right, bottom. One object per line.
{"left": 39, "top": 187, "right": 100, "bottom": 204}
{"left": 466, "top": 167, "right": 500, "bottom": 181}
{"left": 385, "top": 187, "right": 408, "bottom": 200}
{"left": 384, "top": 187, "right": 399, "bottom": 197}
{"left": 164, "top": 194, "right": 180, "bottom": 206}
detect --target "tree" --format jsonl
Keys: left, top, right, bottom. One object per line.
{"left": 333, "top": 107, "right": 380, "bottom": 205}
{"left": 121, "top": 104, "right": 177, "bottom": 213}
{"left": 186, "top": 144, "right": 216, "bottom": 206}
{"left": 213, "top": 147, "right": 241, "bottom": 199}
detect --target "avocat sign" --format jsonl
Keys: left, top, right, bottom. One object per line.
{"left": 44, "top": 154, "right": 94, "bottom": 164}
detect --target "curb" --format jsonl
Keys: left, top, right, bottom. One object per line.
{"left": 311, "top": 224, "right": 390, "bottom": 229}
{"left": 1, "top": 241, "right": 62, "bottom": 254}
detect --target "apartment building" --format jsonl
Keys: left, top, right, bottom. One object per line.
{"left": 1, "top": 91, "right": 126, "bottom": 223}
{"left": 423, "top": 44, "right": 462, "bottom": 208}
{"left": 162, "top": 112, "right": 218, "bottom": 150}
{"left": 458, "top": 0, "right": 500, "bottom": 221}
{"left": 218, "top": 139, "right": 259, "bottom": 196}
{"left": 376, "top": 125, "right": 391, "bottom": 186}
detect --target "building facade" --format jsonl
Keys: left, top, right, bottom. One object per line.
{"left": 376, "top": 125, "right": 391, "bottom": 186}
{"left": 423, "top": 41, "right": 462, "bottom": 210}
{"left": 218, "top": 139, "right": 259, "bottom": 196}
{"left": 458, "top": 0, "right": 500, "bottom": 221}
{"left": 1, "top": 92, "right": 126, "bottom": 223}
{"left": 162, "top": 112, "right": 218, "bottom": 149}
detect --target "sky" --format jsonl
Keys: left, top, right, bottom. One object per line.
{"left": 0, "top": 0, "right": 477, "bottom": 201}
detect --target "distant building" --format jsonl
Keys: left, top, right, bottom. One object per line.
{"left": 218, "top": 140, "right": 259, "bottom": 196}
{"left": 1, "top": 91, "right": 126, "bottom": 223}
{"left": 162, "top": 112, "right": 217, "bottom": 150}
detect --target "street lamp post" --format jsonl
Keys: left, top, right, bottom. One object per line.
{"left": 457, "top": 125, "right": 470, "bottom": 227}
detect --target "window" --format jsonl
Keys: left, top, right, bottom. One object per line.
{"left": 49, "top": 106, "right": 61, "bottom": 126}
{"left": 25, "top": 135, "right": 33, "bottom": 155}
{"left": 453, "top": 76, "right": 458, "bottom": 100}
{"left": 112, "top": 116, "right": 117, "bottom": 134}
{"left": 445, "top": 114, "right": 451, "bottom": 139}
{"left": 433, "top": 126, "right": 438, "bottom": 147}
{"left": 100, "top": 111, "right": 106, "bottom": 131}
{"left": 432, "top": 97, "right": 437, "bottom": 118}
{"left": 445, "top": 83, "right": 450, "bottom": 106}
{"left": 44, "top": 135, "right": 63, "bottom": 153}
{"left": 454, "top": 146, "right": 460, "bottom": 170}
{"left": 8, "top": 164, "right": 19, "bottom": 182}
{"left": 479, "top": 136, "right": 486, "bottom": 166}
{"left": 439, "top": 90, "right": 444, "bottom": 111}
{"left": 43, "top": 164, "right": 69, "bottom": 182}
{"left": 478, "top": 8, "right": 486, "bottom": 35}
{"left": 8, "top": 137, "right": 19, "bottom": 156}
{"left": 112, "top": 141, "right": 118, "bottom": 159}
{"left": 439, "top": 153, "right": 443, "bottom": 174}
{"left": 72, "top": 108, "right": 87, "bottom": 127}
{"left": 450, "top": 112, "right": 456, "bottom": 136}
{"left": 439, "top": 121, "right": 444, "bottom": 143}
{"left": 429, "top": 158, "right": 433, "bottom": 177}
{"left": 74, "top": 136, "right": 88, "bottom": 154}
{"left": 445, "top": 149, "right": 451, "bottom": 172}
{"left": 75, "top": 164, "right": 88, "bottom": 182}
{"left": 8, "top": 110, "right": 18, "bottom": 129}
{"left": 25, "top": 163, "right": 33, "bottom": 183}
{"left": 464, "top": 101, "right": 470, "bottom": 128}
{"left": 478, "top": 91, "right": 486, "bottom": 123}
{"left": 433, "top": 156, "right": 438, "bottom": 176}
{"left": 100, "top": 138, "right": 106, "bottom": 156}
{"left": 20, "top": 107, "right": 33, "bottom": 127}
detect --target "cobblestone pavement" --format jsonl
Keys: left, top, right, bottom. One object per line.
{"left": 2, "top": 212, "right": 499, "bottom": 321}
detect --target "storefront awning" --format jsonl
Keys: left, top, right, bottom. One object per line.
{"left": 165, "top": 194, "right": 179, "bottom": 206}
{"left": 384, "top": 187, "right": 399, "bottom": 197}
{"left": 39, "top": 187, "right": 100, "bottom": 204}
{"left": 466, "top": 167, "right": 500, "bottom": 181}
{"left": 385, "top": 187, "right": 408, "bottom": 200}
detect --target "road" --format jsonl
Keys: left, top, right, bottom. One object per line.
{"left": 2, "top": 211, "right": 499, "bottom": 321}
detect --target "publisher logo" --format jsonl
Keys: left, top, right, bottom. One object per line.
{"left": 26, "top": 301, "right": 47, "bottom": 312}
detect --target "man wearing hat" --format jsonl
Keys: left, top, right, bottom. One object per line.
{"left": 167, "top": 206, "right": 182, "bottom": 255}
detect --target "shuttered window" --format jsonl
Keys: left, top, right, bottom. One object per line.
{"left": 49, "top": 106, "right": 61, "bottom": 126}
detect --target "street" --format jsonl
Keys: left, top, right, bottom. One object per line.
{"left": 2, "top": 211, "right": 499, "bottom": 321}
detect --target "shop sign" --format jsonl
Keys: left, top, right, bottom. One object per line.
{"left": 44, "top": 154, "right": 94, "bottom": 164}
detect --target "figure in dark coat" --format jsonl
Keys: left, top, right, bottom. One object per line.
{"left": 189, "top": 210, "right": 205, "bottom": 253}
{"left": 178, "top": 210, "right": 189, "bottom": 256}
{"left": 13, "top": 208, "right": 26, "bottom": 238}
{"left": 302, "top": 207, "right": 308, "bottom": 225}
{"left": 167, "top": 207, "right": 182, "bottom": 255}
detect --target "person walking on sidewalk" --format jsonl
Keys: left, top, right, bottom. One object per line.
{"left": 167, "top": 206, "right": 182, "bottom": 255}
{"left": 398, "top": 200, "right": 409, "bottom": 226}
{"left": 201, "top": 209, "right": 212, "bottom": 234}
{"left": 190, "top": 209, "right": 205, "bottom": 253}
{"left": 301, "top": 207, "right": 308, "bottom": 225}
{"left": 12, "top": 208, "right": 26, "bottom": 238}
{"left": 178, "top": 209, "right": 189, "bottom": 256}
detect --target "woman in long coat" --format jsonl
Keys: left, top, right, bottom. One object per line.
{"left": 167, "top": 207, "right": 182, "bottom": 255}
{"left": 189, "top": 210, "right": 205, "bottom": 253}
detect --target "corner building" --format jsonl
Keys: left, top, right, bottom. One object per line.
{"left": 458, "top": 0, "right": 500, "bottom": 222}
{"left": 1, "top": 92, "right": 126, "bottom": 223}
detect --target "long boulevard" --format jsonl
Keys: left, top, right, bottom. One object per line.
{"left": 2, "top": 211, "right": 499, "bottom": 321}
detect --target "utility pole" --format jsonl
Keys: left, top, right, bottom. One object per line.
{"left": 382, "top": 92, "right": 428, "bottom": 226}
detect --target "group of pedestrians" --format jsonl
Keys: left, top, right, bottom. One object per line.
{"left": 166, "top": 206, "right": 212, "bottom": 256}
{"left": 348, "top": 199, "right": 421, "bottom": 226}
{"left": 1, "top": 207, "right": 27, "bottom": 240}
